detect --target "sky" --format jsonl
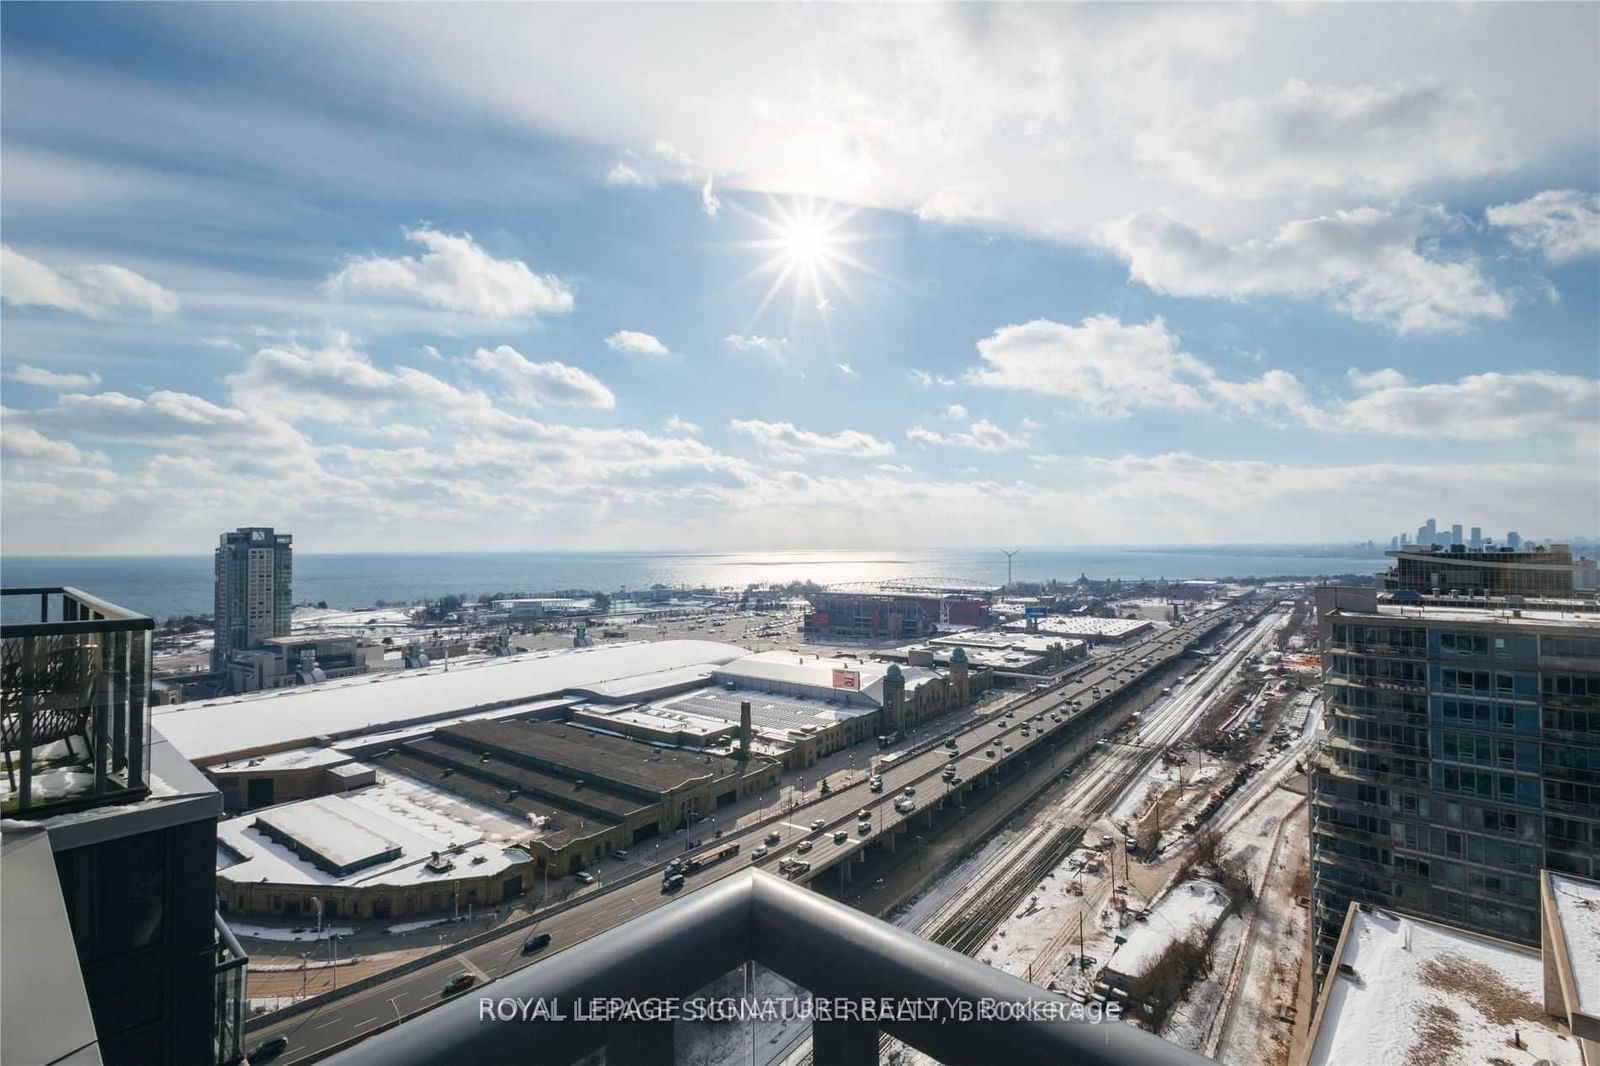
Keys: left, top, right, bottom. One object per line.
{"left": 1, "top": 2, "right": 1597, "bottom": 555}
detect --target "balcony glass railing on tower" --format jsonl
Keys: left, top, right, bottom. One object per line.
{"left": 1, "top": 587, "right": 153, "bottom": 816}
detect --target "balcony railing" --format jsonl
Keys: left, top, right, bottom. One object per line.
{"left": 1, "top": 587, "right": 152, "bottom": 816}
{"left": 323, "top": 870, "right": 1210, "bottom": 1066}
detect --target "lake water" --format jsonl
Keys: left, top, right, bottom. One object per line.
{"left": 0, "top": 546, "right": 1387, "bottom": 623}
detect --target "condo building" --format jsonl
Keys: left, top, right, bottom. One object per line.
{"left": 1309, "top": 583, "right": 1600, "bottom": 991}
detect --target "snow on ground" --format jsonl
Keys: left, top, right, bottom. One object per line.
{"left": 673, "top": 963, "right": 808, "bottom": 1066}
{"left": 251, "top": 956, "right": 362, "bottom": 972}
{"left": 887, "top": 829, "right": 1019, "bottom": 931}
{"left": 383, "top": 917, "right": 456, "bottom": 935}
{"left": 1161, "top": 912, "right": 1246, "bottom": 1051}
{"left": 1307, "top": 908, "right": 1577, "bottom": 1066}
{"left": 1105, "top": 879, "right": 1230, "bottom": 980}
{"left": 229, "top": 922, "right": 355, "bottom": 942}
{"left": 0, "top": 766, "right": 94, "bottom": 805}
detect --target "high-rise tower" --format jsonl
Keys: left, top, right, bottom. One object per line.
{"left": 212, "top": 527, "right": 293, "bottom": 674}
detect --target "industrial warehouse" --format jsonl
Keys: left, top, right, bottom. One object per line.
{"left": 165, "top": 635, "right": 1000, "bottom": 918}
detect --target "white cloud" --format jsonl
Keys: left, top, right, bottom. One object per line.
{"left": 1346, "top": 367, "right": 1410, "bottom": 392}
{"left": 0, "top": 245, "right": 180, "bottom": 318}
{"left": 1134, "top": 79, "right": 1512, "bottom": 200}
{"left": 967, "top": 316, "right": 1211, "bottom": 415}
{"left": 1098, "top": 207, "right": 1512, "bottom": 335}
{"left": 1326, "top": 370, "right": 1598, "bottom": 444}
{"left": 226, "top": 333, "right": 490, "bottom": 424}
{"left": 604, "top": 163, "right": 651, "bottom": 187}
{"left": 701, "top": 173, "right": 722, "bottom": 217}
{"left": 5, "top": 364, "right": 103, "bottom": 389}
{"left": 723, "top": 334, "right": 786, "bottom": 357}
{"left": 664, "top": 415, "right": 701, "bottom": 435}
{"left": 198, "top": 336, "right": 243, "bottom": 351}
{"left": 605, "top": 330, "right": 670, "bottom": 357}
{"left": 944, "top": 404, "right": 968, "bottom": 419}
{"left": 909, "top": 369, "right": 958, "bottom": 387}
{"left": 906, "top": 419, "right": 1029, "bottom": 452}
{"left": 469, "top": 345, "right": 616, "bottom": 410}
{"left": 22, "top": 390, "right": 312, "bottom": 459}
{"left": 1486, "top": 189, "right": 1600, "bottom": 263}
{"left": 323, "top": 227, "right": 574, "bottom": 317}
{"left": 0, "top": 422, "right": 108, "bottom": 467}
{"left": 729, "top": 418, "right": 895, "bottom": 459}
{"left": 837, "top": 362, "right": 859, "bottom": 377}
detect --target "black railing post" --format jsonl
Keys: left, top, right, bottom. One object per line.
{"left": 129, "top": 630, "right": 147, "bottom": 789}
{"left": 92, "top": 632, "right": 111, "bottom": 794}
{"left": 19, "top": 636, "right": 37, "bottom": 813}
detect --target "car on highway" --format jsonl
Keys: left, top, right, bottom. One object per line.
{"left": 750, "top": 845, "right": 769, "bottom": 861}
{"left": 902, "top": 786, "right": 915, "bottom": 796}
{"left": 833, "top": 830, "right": 849, "bottom": 844}
{"left": 575, "top": 871, "right": 596, "bottom": 885}
{"left": 247, "top": 1036, "right": 288, "bottom": 1064}
{"left": 811, "top": 818, "right": 827, "bottom": 831}
{"left": 985, "top": 749, "right": 996, "bottom": 758}
{"left": 869, "top": 777, "right": 884, "bottom": 792}
{"left": 1003, "top": 745, "right": 1014, "bottom": 753}
{"left": 522, "top": 931, "right": 552, "bottom": 954}
{"left": 442, "top": 972, "right": 478, "bottom": 997}
{"left": 796, "top": 839, "right": 813, "bottom": 853}
{"left": 857, "top": 821, "right": 871, "bottom": 835}
{"left": 610, "top": 849, "right": 629, "bottom": 860}
{"left": 765, "top": 831, "right": 781, "bottom": 845}
{"left": 894, "top": 798, "right": 915, "bottom": 814}
{"left": 662, "top": 874, "right": 685, "bottom": 893}
{"left": 857, "top": 808, "right": 872, "bottom": 820}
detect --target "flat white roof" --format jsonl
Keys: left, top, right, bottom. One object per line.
{"left": 1308, "top": 907, "right": 1578, "bottom": 1066}
{"left": 715, "top": 650, "right": 942, "bottom": 702}
{"left": 216, "top": 769, "right": 537, "bottom": 890}
{"left": 157, "top": 639, "right": 746, "bottom": 763}
{"left": 1549, "top": 873, "right": 1600, "bottom": 1016}
{"left": 1106, "top": 879, "right": 1229, "bottom": 980}
{"left": 1371, "top": 603, "right": 1600, "bottom": 629}
{"left": 1003, "top": 616, "right": 1151, "bottom": 637}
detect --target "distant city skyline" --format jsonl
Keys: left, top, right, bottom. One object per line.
{"left": 1, "top": 5, "right": 1596, "bottom": 554}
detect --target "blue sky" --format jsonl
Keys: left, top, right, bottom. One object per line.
{"left": 2, "top": 3, "right": 1597, "bottom": 554}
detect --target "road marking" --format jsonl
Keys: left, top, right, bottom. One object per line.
{"left": 312, "top": 1017, "right": 346, "bottom": 1031}
{"left": 354, "top": 1016, "right": 380, "bottom": 1029}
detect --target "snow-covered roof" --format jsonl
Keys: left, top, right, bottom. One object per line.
{"left": 1106, "top": 878, "right": 1230, "bottom": 980}
{"left": 713, "top": 650, "right": 941, "bottom": 705}
{"left": 157, "top": 639, "right": 746, "bottom": 763}
{"left": 216, "top": 770, "right": 538, "bottom": 889}
{"left": 1002, "top": 616, "right": 1152, "bottom": 638}
{"left": 1548, "top": 873, "right": 1600, "bottom": 1018}
{"left": 1307, "top": 907, "right": 1579, "bottom": 1066}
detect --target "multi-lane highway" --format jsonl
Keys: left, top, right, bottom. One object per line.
{"left": 250, "top": 605, "right": 1249, "bottom": 1064}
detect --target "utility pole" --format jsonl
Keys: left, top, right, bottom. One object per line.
{"left": 1078, "top": 913, "right": 1085, "bottom": 971}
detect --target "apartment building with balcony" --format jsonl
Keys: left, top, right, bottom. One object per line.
{"left": 2, "top": 587, "right": 247, "bottom": 1066}
{"left": 213, "top": 526, "right": 294, "bottom": 676}
{"left": 1309, "top": 584, "right": 1600, "bottom": 992}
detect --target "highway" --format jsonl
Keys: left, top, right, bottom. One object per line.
{"left": 249, "top": 605, "right": 1249, "bottom": 1064}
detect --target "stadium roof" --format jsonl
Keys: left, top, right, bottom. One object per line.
{"left": 156, "top": 639, "right": 746, "bottom": 763}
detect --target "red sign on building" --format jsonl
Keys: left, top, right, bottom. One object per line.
{"left": 832, "top": 669, "right": 862, "bottom": 691}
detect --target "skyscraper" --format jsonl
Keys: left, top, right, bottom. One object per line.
{"left": 1422, "top": 518, "right": 1438, "bottom": 546}
{"left": 212, "top": 526, "right": 293, "bottom": 674}
{"left": 1451, "top": 523, "right": 1463, "bottom": 547}
{"left": 1470, "top": 526, "right": 1483, "bottom": 549}
{"left": 1508, "top": 531, "right": 1523, "bottom": 549}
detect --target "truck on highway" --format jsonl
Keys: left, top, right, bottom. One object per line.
{"left": 679, "top": 843, "right": 740, "bottom": 875}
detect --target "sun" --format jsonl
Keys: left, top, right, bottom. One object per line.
{"left": 729, "top": 196, "right": 884, "bottom": 325}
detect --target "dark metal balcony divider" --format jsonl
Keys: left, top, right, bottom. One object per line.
{"left": 1, "top": 587, "right": 152, "bottom": 814}
{"left": 326, "top": 870, "right": 1210, "bottom": 1066}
